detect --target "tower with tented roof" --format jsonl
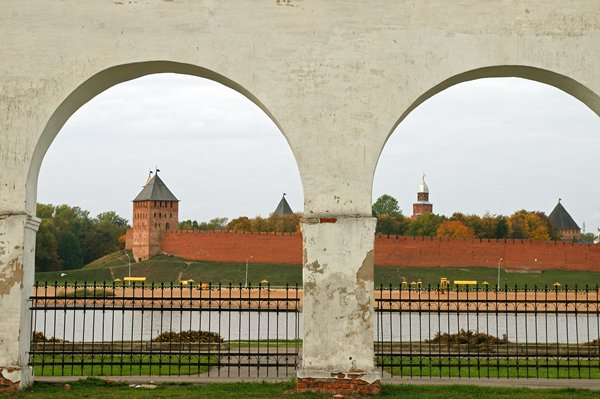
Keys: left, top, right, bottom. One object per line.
{"left": 548, "top": 199, "right": 580, "bottom": 241}
{"left": 273, "top": 193, "right": 293, "bottom": 216}
{"left": 131, "top": 170, "right": 179, "bottom": 261}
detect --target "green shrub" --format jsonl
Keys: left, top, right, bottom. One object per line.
{"left": 152, "top": 330, "right": 224, "bottom": 343}
{"left": 32, "top": 331, "right": 67, "bottom": 343}
{"left": 427, "top": 329, "right": 509, "bottom": 345}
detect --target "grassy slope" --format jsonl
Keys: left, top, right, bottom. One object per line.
{"left": 35, "top": 252, "right": 600, "bottom": 288}
{"left": 14, "top": 379, "right": 600, "bottom": 399}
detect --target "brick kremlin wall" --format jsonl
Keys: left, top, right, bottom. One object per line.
{"left": 375, "top": 235, "right": 600, "bottom": 271}
{"left": 159, "top": 230, "right": 600, "bottom": 271}
{"left": 161, "top": 230, "right": 302, "bottom": 265}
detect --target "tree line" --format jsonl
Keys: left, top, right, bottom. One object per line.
{"left": 35, "top": 204, "right": 129, "bottom": 272}
{"left": 179, "top": 213, "right": 300, "bottom": 234}
{"left": 180, "top": 193, "right": 581, "bottom": 241}
{"left": 35, "top": 194, "right": 593, "bottom": 273}
{"left": 372, "top": 194, "right": 564, "bottom": 240}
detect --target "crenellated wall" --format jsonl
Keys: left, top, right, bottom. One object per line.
{"left": 157, "top": 230, "right": 600, "bottom": 271}
{"left": 160, "top": 230, "right": 303, "bottom": 265}
{"left": 374, "top": 235, "right": 600, "bottom": 271}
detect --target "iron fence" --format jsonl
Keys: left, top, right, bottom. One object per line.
{"left": 29, "top": 281, "right": 301, "bottom": 378}
{"left": 376, "top": 284, "right": 600, "bottom": 379}
{"left": 29, "top": 282, "right": 600, "bottom": 379}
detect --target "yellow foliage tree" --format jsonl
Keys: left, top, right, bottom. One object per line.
{"left": 436, "top": 220, "right": 475, "bottom": 238}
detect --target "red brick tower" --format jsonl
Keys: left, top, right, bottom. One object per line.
{"left": 411, "top": 173, "right": 433, "bottom": 220}
{"left": 132, "top": 170, "right": 179, "bottom": 261}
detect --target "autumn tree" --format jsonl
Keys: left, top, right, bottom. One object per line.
{"left": 252, "top": 216, "right": 271, "bottom": 232}
{"left": 227, "top": 216, "right": 253, "bottom": 232}
{"left": 436, "top": 220, "right": 475, "bottom": 238}
{"left": 268, "top": 213, "right": 300, "bottom": 233}
{"left": 508, "top": 210, "right": 551, "bottom": 240}
{"left": 406, "top": 213, "right": 445, "bottom": 236}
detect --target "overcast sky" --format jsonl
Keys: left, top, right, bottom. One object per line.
{"left": 38, "top": 74, "right": 600, "bottom": 233}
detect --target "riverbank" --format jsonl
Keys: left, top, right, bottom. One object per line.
{"left": 32, "top": 285, "right": 600, "bottom": 312}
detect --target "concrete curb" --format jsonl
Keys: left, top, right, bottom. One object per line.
{"left": 34, "top": 375, "right": 600, "bottom": 391}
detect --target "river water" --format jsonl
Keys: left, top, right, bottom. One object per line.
{"left": 32, "top": 310, "right": 600, "bottom": 344}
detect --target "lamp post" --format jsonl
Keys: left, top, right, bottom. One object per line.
{"left": 245, "top": 255, "right": 253, "bottom": 289}
{"left": 497, "top": 257, "right": 503, "bottom": 289}
{"left": 124, "top": 250, "right": 131, "bottom": 285}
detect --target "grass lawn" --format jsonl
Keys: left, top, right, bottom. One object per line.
{"left": 37, "top": 256, "right": 600, "bottom": 289}
{"left": 13, "top": 379, "right": 600, "bottom": 398}
{"left": 30, "top": 354, "right": 214, "bottom": 377}
{"left": 379, "top": 356, "right": 600, "bottom": 379}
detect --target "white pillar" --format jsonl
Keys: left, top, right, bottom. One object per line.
{"left": 297, "top": 216, "right": 380, "bottom": 394}
{"left": 0, "top": 214, "right": 40, "bottom": 391}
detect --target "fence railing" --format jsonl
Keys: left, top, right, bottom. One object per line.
{"left": 376, "top": 284, "right": 600, "bottom": 379}
{"left": 29, "top": 282, "right": 301, "bottom": 378}
{"left": 29, "top": 282, "right": 600, "bottom": 379}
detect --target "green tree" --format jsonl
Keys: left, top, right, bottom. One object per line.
{"left": 200, "top": 217, "right": 228, "bottom": 231}
{"left": 406, "top": 213, "right": 445, "bottom": 236}
{"left": 96, "top": 211, "right": 129, "bottom": 228}
{"left": 56, "top": 230, "right": 83, "bottom": 269}
{"left": 179, "top": 220, "right": 193, "bottom": 229}
{"left": 83, "top": 220, "right": 124, "bottom": 263}
{"left": 35, "top": 219, "right": 61, "bottom": 272}
{"left": 35, "top": 203, "right": 130, "bottom": 272}
{"left": 376, "top": 214, "right": 411, "bottom": 235}
{"left": 495, "top": 216, "right": 509, "bottom": 239}
{"left": 372, "top": 194, "right": 401, "bottom": 217}
{"left": 36, "top": 203, "right": 55, "bottom": 219}
{"left": 579, "top": 232, "right": 596, "bottom": 243}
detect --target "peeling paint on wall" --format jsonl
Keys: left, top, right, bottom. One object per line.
{"left": 0, "top": 258, "right": 22, "bottom": 296}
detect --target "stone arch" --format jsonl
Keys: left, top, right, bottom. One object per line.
{"left": 375, "top": 65, "right": 600, "bottom": 178}
{"left": 26, "top": 60, "right": 301, "bottom": 215}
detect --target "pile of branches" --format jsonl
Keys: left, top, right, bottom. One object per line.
{"left": 427, "top": 329, "right": 509, "bottom": 346}
{"left": 152, "top": 330, "right": 224, "bottom": 343}
{"left": 32, "top": 331, "right": 67, "bottom": 343}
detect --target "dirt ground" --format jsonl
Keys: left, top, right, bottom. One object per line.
{"left": 33, "top": 285, "right": 600, "bottom": 312}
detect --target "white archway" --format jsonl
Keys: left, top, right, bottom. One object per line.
{"left": 26, "top": 61, "right": 302, "bottom": 216}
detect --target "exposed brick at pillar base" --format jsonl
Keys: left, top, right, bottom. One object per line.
{"left": 159, "top": 230, "right": 600, "bottom": 271}
{"left": 297, "top": 374, "right": 381, "bottom": 395}
{"left": 0, "top": 367, "right": 21, "bottom": 393}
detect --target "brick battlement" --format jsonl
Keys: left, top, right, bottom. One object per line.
{"left": 375, "top": 233, "right": 591, "bottom": 246}
{"left": 154, "top": 229, "right": 600, "bottom": 271}
{"left": 169, "top": 229, "right": 299, "bottom": 236}
{"left": 161, "top": 229, "right": 302, "bottom": 265}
